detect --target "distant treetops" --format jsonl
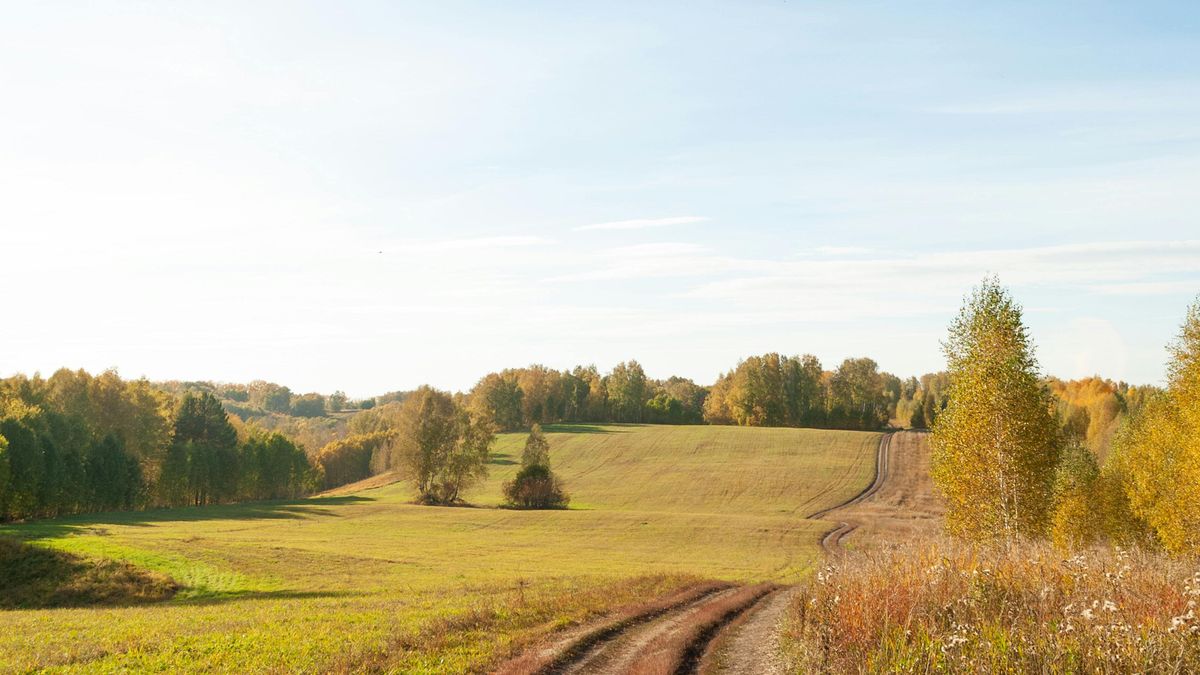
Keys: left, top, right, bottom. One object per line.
{"left": 932, "top": 277, "right": 1200, "bottom": 557}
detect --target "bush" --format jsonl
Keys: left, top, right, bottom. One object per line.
{"left": 503, "top": 464, "right": 569, "bottom": 509}
{"left": 782, "top": 539, "right": 1200, "bottom": 673}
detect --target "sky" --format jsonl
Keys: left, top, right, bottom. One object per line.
{"left": 2, "top": 1, "right": 1199, "bottom": 397}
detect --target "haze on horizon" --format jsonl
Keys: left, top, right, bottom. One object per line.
{"left": 2, "top": 1, "right": 1198, "bottom": 397}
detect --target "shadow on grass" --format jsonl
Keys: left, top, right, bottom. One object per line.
{"left": 489, "top": 453, "right": 518, "bottom": 466}
{"left": 0, "top": 537, "right": 179, "bottom": 610}
{"left": 542, "top": 423, "right": 635, "bottom": 434}
{"left": 174, "top": 588, "right": 365, "bottom": 606}
{"left": 0, "top": 494, "right": 377, "bottom": 542}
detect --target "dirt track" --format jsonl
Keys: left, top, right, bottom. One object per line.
{"left": 496, "top": 431, "right": 936, "bottom": 674}
{"left": 811, "top": 430, "right": 943, "bottom": 551}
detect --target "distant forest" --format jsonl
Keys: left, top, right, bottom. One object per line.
{"left": 0, "top": 356, "right": 1157, "bottom": 522}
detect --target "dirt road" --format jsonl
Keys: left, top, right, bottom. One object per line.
{"left": 811, "top": 430, "right": 942, "bottom": 551}
{"left": 497, "top": 431, "right": 936, "bottom": 674}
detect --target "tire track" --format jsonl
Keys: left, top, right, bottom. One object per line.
{"left": 810, "top": 432, "right": 892, "bottom": 555}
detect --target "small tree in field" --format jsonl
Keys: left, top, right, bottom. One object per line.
{"left": 504, "top": 425, "right": 568, "bottom": 509}
{"left": 931, "top": 277, "right": 1060, "bottom": 542}
{"left": 390, "top": 387, "right": 494, "bottom": 505}
{"left": 521, "top": 424, "right": 550, "bottom": 467}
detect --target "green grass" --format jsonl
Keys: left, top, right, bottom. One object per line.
{"left": 0, "top": 424, "right": 879, "bottom": 673}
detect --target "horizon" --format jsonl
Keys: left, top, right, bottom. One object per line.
{"left": 3, "top": 2, "right": 1198, "bottom": 396}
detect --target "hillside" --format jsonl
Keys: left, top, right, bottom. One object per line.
{"left": 0, "top": 424, "right": 878, "bottom": 673}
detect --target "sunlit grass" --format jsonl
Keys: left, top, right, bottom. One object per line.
{"left": 0, "top": 424, "right": 879, "bottom": 672}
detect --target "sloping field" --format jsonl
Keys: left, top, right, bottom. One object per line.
{"left": 0, "top": 424, "right": 878, "bottom": 673}
{"left": 816, "top": 430, "right": 944, "bottom": 549}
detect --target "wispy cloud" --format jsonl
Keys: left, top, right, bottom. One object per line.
{"left": 574, "top": 216, "right": 709, "bottom": 232}
{"left": 388, "top": 235, "right": 549, "bottom": 254}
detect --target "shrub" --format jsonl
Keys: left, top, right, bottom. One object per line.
{"left": 782, "top": 539, "right": 1200, "bottom": 673}
{"left": 503, "top": 464, "right": 569, "bottom": 509}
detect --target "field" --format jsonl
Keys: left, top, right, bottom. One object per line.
{"left": 0, "top": 424, "right": 880, "bottom": 673}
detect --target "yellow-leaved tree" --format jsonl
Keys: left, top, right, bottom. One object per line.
{"left": 1110, "top": 296, "right": 1200, "bottom": 556}
{"left": 931, "top": 277, "right": 1060, "bottom": 542}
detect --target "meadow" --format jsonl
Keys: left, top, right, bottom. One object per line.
{"left": 0, "top": 424, "right": 879, "bottom": 673}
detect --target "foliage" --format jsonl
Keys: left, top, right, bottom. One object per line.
{"left": 1109, "top": 297, "right": 1200, "bottom": 555}
{"left": 239, "top": 432, "right": 317, "bottom": 500}
{"left": 315, "top": 431, "right": 394, "bottom": 489}
{"left": 388, "top": 387, "right": 495, "bottom": 504}
{"left": 703, "top": 353, "right": 891, "bottom": 430}
{"left": 469, "top": 372, "right": 525, "bottom": 432}
{"left": 503, "top": 463, "right": 570, "bottom": 509}
{"left": 521, "top": 423, "right": 550, "bottom": 467}
{"left": 931, "top": 277, "right": 1061, "bottom": 541}
{"left": 289, "top": 393, "right": 326, "bottom": 418}
{"left": 503, "top": 424, "right": 568, "bottom": 509}
{"left": 160, "top": 392, "right": 241, "bottom": 506}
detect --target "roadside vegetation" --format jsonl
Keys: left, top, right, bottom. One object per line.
{"left": 785, "top": 279, "right": 1200, "bottom": 673}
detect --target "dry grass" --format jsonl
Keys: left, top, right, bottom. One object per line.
{"left": 782, "top": 538, "right": 1200, "bottom": 673}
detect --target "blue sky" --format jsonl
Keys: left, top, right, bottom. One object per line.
{"left": 2, "top": 1, "right": 1198, "bottom": 396}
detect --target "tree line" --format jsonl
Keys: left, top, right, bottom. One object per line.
{"left": 0, "top": 370, "right": 316, "bottom": 521}
{"left": 932, "top": 278, "right": 1200, "bottom": 557}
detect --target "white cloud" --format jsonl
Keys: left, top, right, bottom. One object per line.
{"left": 388, "top": 235, "right": 549, "bottom": 253}
{"left": 573, "top": 216, "right": 709, "bottom": 231}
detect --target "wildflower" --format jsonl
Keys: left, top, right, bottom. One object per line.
{"left": 1103, "top": 600, "right": 1118, "bottom": 612}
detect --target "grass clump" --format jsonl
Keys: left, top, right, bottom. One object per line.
{"left": 0, "top": 537, "right": 177, "bottom": 609}
{"left": 783, "top": 539, "right": 1200, "bottom": 673}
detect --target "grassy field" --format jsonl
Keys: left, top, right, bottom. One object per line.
{"left": 0, "top": 424, "right": 879, "bottom": 673}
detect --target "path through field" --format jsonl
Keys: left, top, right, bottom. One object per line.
{"left": 496, "top": 431, "right": 926, "bottom": 675}
{"left": 706, "top": 430, "right": 941, "bottom": 673}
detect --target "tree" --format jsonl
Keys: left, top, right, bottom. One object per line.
{"left": 607, "top": 360, "right": 648, "bottom": 422}
{"left": 931, "top": 277, "right": 1061, "bottom": 542}
{"left": 85, "top": 434, "right": 142, "bottom": 511}
{"left": 1110, "top": 297, "right": 1200, "bottom": 555}
{"left": 1049, "top": 442, "right": 1101, "bottom": 551}
{"left": 828, "top": 358, "right": 888, "bottom": 430}
{"left": 290, "top": 393, "right": 326, "bottom": 418}
{"left": 328, "top": 391, "right": 347, "bottom": 413}
{"left": 922, "top": 392, "right": 938, "bottom": 428}
{"left": 316, "top": 432, "right": 393, "bottom": 489}
{"left": 0, "top": 433, "right": 8, "bottom": 514}
{"left": 389, "top": 387, "right": 494, "bottom": 505}
{"left": 503, "top": 464, "right": 569, "bottom": 509}
{"left": 504, "top": 425, "right": 568, "bottom": 509}
{"left": 240, "top": 432, "right": 314, "bottom": 500}
{"left": 248, "top": 381, "right": 292, "bottom": 413}
{"left": 163, "top": 392, "right": 240, "bottom": 506}
{"left": 522, "top": 424, "right": 550, "bottom": 467}
{"left": 469, "top": 373, "right": 524, "bottom": 432}
{"left": 909, "top": 398, "right": 927, "bottom": 429}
